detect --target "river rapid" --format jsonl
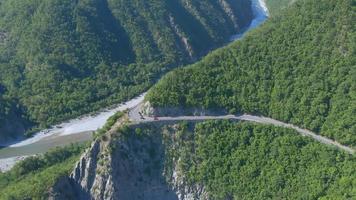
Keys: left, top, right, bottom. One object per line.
{"left": 0, "top": 0, "right": 269, "bottom": 172}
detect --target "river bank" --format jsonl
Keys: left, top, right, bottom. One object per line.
{"left": 0, "top": 94, "right": 145, "bottom": 172}
{"left": 230, "top": 0, "right": 269, "bottom": 40}
{"left": 0, "top": 0, "right": 269, "bottom": 172}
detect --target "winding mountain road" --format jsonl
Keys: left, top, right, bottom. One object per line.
{"left": 1, "top": 0, "right": 354, "bottom": 174}
{"left": 129, "top": 104, "right": 355, "bottom": 154}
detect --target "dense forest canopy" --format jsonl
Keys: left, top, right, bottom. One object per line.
{"left": 0, "top": 144, "right": 85, "bottom": 199}
{"left": 266, "top": 0, "right": 296, "bottom": 15}
{"left": 0, "top": 94, "right": 8, "bottom": 124}
{"left": 0, "top": 85, "right": 7, "bottom": 123}
{"left": 147, "top": 0, "right": 356, "bottom": 146}
{"left": 119, "top": 121, "right": 356, "bottom": 199}
{"left": 1, "top": 1, "right": 355, "bottom": 199}
{"left": 2, "top": 120, "right": 355, "bottom": 199}
{"left": 0, "top": 0, "right": 253, "bottom": 139}
{"left": 174, "top": 121, "right": 356, "bottom": 199}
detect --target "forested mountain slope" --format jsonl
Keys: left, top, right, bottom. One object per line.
{"left": 0, "top": 0, "right": 253, "bottom": 140}
{"left": 0, "top": 91, "right": 29, "bottom": 143}
{"left": 0, "top": 144, "right": 85, "bottom": 199}
{"left": 266, "top": 0, "right": 296, "bottom": 15}
{"left": 147, "top": 0, "right": 356, "bottom": 146}
{"left": 44, "top": 121, "right": 354, "bottom": 199}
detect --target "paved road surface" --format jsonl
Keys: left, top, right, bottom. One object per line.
{"left": 129, "top": 104, "right": 355, "bottom": 154}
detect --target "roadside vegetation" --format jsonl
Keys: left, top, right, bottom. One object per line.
{"left": 147, "top": 0, "right": 356, "bottom": 146}
{"left": 94, "top": 110, "right": 126, "bottom": 139}
{"left": 0, "top": 109, "right": 126, "bottom": 199}
{"left": 0, "top": 0, "right": 253, "bottom": 139}
{"left": 1, "top": 0, "right": 354, "bottom": 199}
{"left": 173, "top": 121, "right": 356, "bottom": 199}
{"left": 0, "top": 144, "right": 86, "bottom": 199}
{"left": 111, "top": 120, "right": 356, "bottom": 199}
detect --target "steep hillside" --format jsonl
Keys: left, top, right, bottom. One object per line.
{"left": 147, "top": 0, "right": 356, "bottom": 146}
{"left": 46, "top": 120, "right": 355, "bottom": 200}
{"left": 0, "top": 0, "right": 253, "bottom": 140}
{"left": 0, "top": 144, "right": 85, "bottom": 200}
{"left": 0, "top": 89, "right": 9, "bottom": 125}
{"left": 0, "top": 86, "right": 30, "bottom": 143}
{"left": 265, "top": 0, "right": 295, "bottom": 15}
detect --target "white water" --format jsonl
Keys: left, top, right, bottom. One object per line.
{"left": 9, "top": 93, "right": 145, "bottom": 148}
{"left": 230, "top": 0, "right": 269, "bottom": 41}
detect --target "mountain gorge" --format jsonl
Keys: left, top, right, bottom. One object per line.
{"left": 47, "top": 121, "right": 355, "bottom": 200}
{"left": 147, "top": 0, "right": 356, "bottom": 146}
{"left": 265, "top": 0, "right": 296, "bottom": 14}
{"left": 0, "top": 0, "right": 355, "bottom": 199}
{"left": 0, "top": 0, "right": 253, "bottom": 142}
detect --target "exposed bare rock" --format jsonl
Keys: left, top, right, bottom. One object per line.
{"left": 50, "top": 122, "right": 208, "bottom": 200}
{"left": 48, "top": 177, "right": 78, "bottom": 200}
{"left": 141, "top": 101, "right": 227, "bottom": 117}
{"left": 171, "top": 166, "right": 208, "bottom": 200}
{"left": 169, "top": 14, "right": 195, "bottom": 60}
{"left": 71, "top": 140, "right": 102, "bottom": 198}
{"left": 218, "top": 0, "right": 240, "bottom": 30}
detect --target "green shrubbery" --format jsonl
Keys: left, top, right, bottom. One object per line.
{"left": 147, "top": 0, "right": 356, "bottom": 146}
{"left": 0, "top": 0, "right": 253, "bottom": 139}
{"left": 0, "top": 144, "right": 85, "bottom": 199}
{"left": 95, "top": 110, "right": 126, "bottom": 139}
{"left": 112, "top": 120, "right": 356, "bottom": 199}
{"left": 171, "top": 121, "right": 356, "bottom": 199}
{"left": 0, "top": 109, "right": 124, "bottom": 199}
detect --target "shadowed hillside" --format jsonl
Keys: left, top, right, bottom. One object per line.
{"left": 0, "top": 0, "right": 254, "bottom": 141}
{"left": 147, "top": 0, "right": 356, "bottom": 146}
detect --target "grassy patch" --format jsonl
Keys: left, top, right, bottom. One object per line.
{"left": 0, "top": 144, "right": 85, "bottom": 199}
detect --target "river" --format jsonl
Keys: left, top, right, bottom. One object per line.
{"left": 0, "top": 0, "right": 269, "bottom": 172}
{"left": 230, "top": 0, "right": 269, "bottom": 41}
{"left": 0, "top": 94, "right": 145, "bottom": 171}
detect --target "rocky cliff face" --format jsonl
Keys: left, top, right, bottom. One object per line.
{"left": 50, "top": 123, "right": 208, "bottom": 200}
{"left": 0, "top": 0, "right": 254, "bottom": 142}
{"left": 141, "top": 101, "right": 227, "bottom": 117}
